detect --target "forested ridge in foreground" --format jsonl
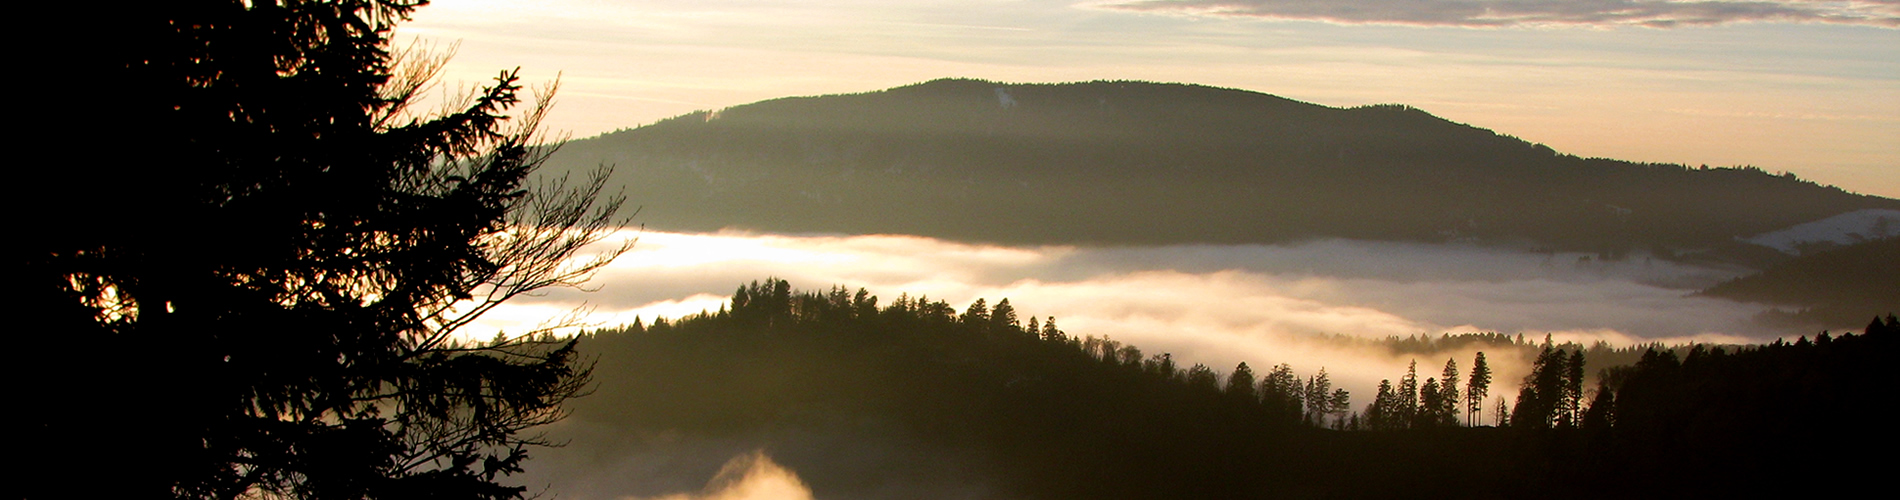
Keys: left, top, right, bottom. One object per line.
{"left": 555, "top": 279, "right": 1895, "bottom": 499}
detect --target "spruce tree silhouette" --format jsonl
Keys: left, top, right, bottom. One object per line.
{"left": 1512, "top": 337, "right": 1568, "bottom": 429}
{"left": 1420, "top": 378, "right": 1446, "bottom": 428}
{"left": 988, "top": 298, "right": 1020, "bottom": 333}
{"left": 1224, "top": 362, "right": 1258, "bottom": 402}
{"left": 26, "top": 1, "right": 624, "bottom": 498}
{"left": 1260, "top": 363, "right": 1304, "bottom": 423}
{"left": 1466, "top": 352, "right": 1492, "bottom": 426}
{"left": 1436, "top": 358, "right": 1460, "bottom": 427}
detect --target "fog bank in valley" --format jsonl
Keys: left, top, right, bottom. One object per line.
{"left": 495, "top": 229, "right": 1811, "bottom": 499}
{"left": 479, "top": 229, "right": 1793, "bottom": 400}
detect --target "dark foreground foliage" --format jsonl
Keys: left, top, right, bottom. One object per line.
{"left": 570, "top": 279, "right": 1894, "bottom": 499}
{"left": 1572, "top": 315, "right": 1898, "bottom": 498}
{"left": 25, "top": 1, "right": 619, "bottom": 498}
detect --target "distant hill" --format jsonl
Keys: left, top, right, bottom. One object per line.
{"left": 543, "top": 78, "right": 1898, "bottom": 260}
{"left": 1738, "top": 208, "right": 1900, "bottom": 255}
{"left": 1700, "top": 236, "right": 1900, "bottom": 327}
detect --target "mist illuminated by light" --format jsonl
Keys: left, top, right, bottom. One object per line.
{"left": 632, "top": 451, "right": 815, "bottom": 500}
{"left": 466, "top": 228, "right": 1799, "bottom": 401}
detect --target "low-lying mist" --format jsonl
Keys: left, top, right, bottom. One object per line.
{"left": 480, "top": 229, "right": 1800, "bottom": 407}
{"left": 490, "top": 229, "right": 1819, "bottom": 499}
{"left": 626, "top": 450, "right": 813, "bottom": 500}
{"left": 489, "top": 229, "right": 1778, "bottom": 340}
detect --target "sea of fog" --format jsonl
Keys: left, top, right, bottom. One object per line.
{"left": 483, "top": 228, "right": 1812, "bottom": 499}
{"left": 469, "top": 228, "right": 1805, "bottom": 397}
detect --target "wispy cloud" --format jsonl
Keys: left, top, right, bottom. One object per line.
{"left": 1100, "top": 0, "right": 1900, "bottom": 28}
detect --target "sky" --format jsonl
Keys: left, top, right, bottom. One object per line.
{"left": 395, "top": 0, "right": 1899, "bottom": 198}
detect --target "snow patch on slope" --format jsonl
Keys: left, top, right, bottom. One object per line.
{"left": 1741, "top": 208, "right": 1900, "bottom": 255}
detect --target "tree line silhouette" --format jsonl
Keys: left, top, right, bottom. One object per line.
{"left": 566, "top": 278, "right": 1895, "bottom": 498}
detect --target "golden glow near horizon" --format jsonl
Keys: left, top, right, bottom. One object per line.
{"left": 397, "top": 0, "right": 1900, "bottom": 198}
{"left": 629, "top": 451, "right": 815, "bottom": 500}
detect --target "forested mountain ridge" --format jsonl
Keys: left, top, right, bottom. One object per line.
{"left": 544, "top": 79, "right": 1897, "bottom": 260}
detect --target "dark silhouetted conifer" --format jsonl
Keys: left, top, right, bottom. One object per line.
{"left": 1260, "top": 363, "right": 1304, "bottom": 423}
{"left": 961, "top": 298, "right": 991, "bottom": 326}
{"left": 1226, "top": 362, "right": 1259, "bottom": 402}
{"left": 1438, "top": 358, "right": 1461, "bottom": 427}
{"left": 1467, "top": 352, "right": 1493, "bottom": 426}
{"left": 990, "top": 298, "right": 1020, "bottom": 333}
{"left": 27, "top": 1, "right": 623, "bottom": 498}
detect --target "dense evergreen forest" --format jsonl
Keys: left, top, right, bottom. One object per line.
{"left": 555, "top": 279, "right": 1894, "bottom": 499}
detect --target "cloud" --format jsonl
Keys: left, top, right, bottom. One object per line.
{"left": 1099, "top": 0, "right": 1900, "bottom": 28}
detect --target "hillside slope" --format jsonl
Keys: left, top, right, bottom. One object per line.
{"left": 544, "top": 79, "right": 1896, "bottom": 256}
{"left": 1700, "top": 236, "right": 1900, "bottom": 326}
